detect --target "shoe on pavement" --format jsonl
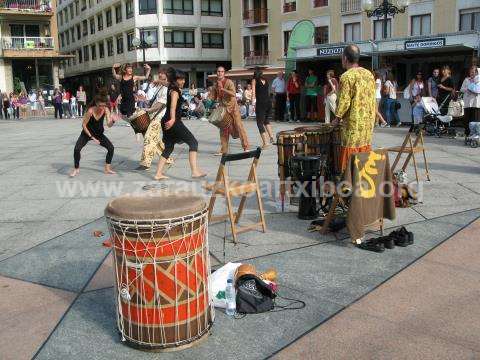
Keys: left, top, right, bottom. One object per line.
{"left": 356, "top": 239, "right": 385, "bottom": 253}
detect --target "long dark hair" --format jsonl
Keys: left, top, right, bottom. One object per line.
{"left": 167, "top": 68, "right": 186, "bottom": 90}
{"left": 88, "top": 87, "right": 108, "bottom": 109}
{"left": 253, "top": 67, "right": 264, "bottom": 81}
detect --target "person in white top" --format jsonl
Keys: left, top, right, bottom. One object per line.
{"left": 28, "top": 90, "right": 38, "bottom": 117}
{"left": 137, "top": 70, "right": 173, "bottom": 170}
{"left": 383, "top": 73, "right": 400, "bottom": 126}
{"left": 271, "top": 71, "right": 286, "bottom": 122}
{"left": 460, "top": 66, "right": 480, "bottom": 137}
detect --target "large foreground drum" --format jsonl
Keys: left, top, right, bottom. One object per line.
{"left": 105, "top": 193, "right": 213, "bottom": 351}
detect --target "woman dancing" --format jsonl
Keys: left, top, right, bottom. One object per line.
{"left": 252, "top": 68, "right": 274, "bottom": 148}
{"left": 69, "top": 93, "right": 115, "bottom": 177}
{"left": 154, "top": 69, "right": 206, "bottom": 180}
{"left": 112, "top": 63, "right": 151, "bottom": 117}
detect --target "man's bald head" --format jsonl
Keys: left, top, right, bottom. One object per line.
{"left": 343, "top": 44, "right": 360, "bottom": 65}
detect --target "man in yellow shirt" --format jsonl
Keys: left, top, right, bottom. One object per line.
{"left": 334, "top": 45, "right": 376, "bottom": 173}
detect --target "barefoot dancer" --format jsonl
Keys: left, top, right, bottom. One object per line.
{"left": 70, "top": 94, "right": 115, "bottom": 177}
{"left": 210, "top": 66, "right": 250, "bottom": 155}
{"left": 112, "top": 63, "right": 151, "bottom": 118}
{"left": 252, "top": 68, "right": 274, "bottom": 148}
{"left": 154, "top": 69, "right": 206, "bottom": 180}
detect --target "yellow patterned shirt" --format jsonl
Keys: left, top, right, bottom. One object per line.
{"left": 335, "top": 67, "right": 376, "bottom": 148}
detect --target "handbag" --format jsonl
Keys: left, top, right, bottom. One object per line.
{"left": 208, "top": 104, "right": 228, "bottom": 129}
{"left": 235, "top": 274, "right": 276, "bottom": 314}
{"left": 448, "top": 99, "right": 464, "bottom": 118}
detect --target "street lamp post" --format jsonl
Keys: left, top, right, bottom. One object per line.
{"left": 131, "top": 28, "right": 155, "bottom": 66}
{"left": 362, "top": 0, "right": 409, "bottom": 40}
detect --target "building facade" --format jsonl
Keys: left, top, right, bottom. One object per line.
{"left": 0, "top": 0, "right": 68, "bottom": 93}
{"left": 231, "top": 0, "right": 480, "bottom": 87}
{"left": 57, "top": 0, "right": 230, "bottom": 93}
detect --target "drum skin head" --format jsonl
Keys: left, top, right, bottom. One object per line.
{"left": 105, "top": 192, "right": 206, "bottom": 220}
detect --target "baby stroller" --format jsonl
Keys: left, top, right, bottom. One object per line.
{"left": 421, "top": 96, "right": 457, "bottom": 138}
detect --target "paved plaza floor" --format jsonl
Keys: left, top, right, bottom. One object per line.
{"left": 0, "top": 117, "right": 479, "bottom": 359}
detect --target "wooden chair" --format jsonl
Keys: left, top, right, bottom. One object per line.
{"left": 388, "top": 128, "right": 430, "bottom": 183}
{"left": 205, "top": 147, "right": 266, "bottom": 244}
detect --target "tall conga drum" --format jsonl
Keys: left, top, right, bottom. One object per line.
{"left": 105, "top": 192, "right": 213, "bottom": 351}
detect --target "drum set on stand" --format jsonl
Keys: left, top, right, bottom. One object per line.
{"left": 276, "top": 124, "right": 343, "bottom": 220}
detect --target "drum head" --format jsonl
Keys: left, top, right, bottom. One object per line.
{"left": 105, "top": 192, "right": 206, "bottom": 220}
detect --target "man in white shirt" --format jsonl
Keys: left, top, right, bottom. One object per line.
{"left": 271, "top": 71, "right": 286, "bottom": 122}
{"left": 137, "top": 70, "right": 172, "bottom": 170}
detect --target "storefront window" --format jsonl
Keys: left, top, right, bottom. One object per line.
{"left": 411, "top": 14, "right": 431, "bottom": 36}
{"left": 344, "top": 22, "right": 360, "bottom": 42}
{"left": 460, "top": 8, "right": 480, "bottom": 31}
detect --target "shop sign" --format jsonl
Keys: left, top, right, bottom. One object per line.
{"left": 317, "top": 46, "right": 344, "bottom": 57}
{"left": 404, "top": 38, "right": 445, "bottom": 50}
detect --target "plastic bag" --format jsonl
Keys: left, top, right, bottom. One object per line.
{"left": 210, "top": 262, "right": 242, "bottom": 308}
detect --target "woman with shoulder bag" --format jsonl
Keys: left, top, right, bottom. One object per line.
{"left": 437, "top": 65, "right": 455, "bottom": 115}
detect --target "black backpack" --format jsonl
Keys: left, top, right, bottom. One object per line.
{"left": 235, "top": 274, "right": 276, "bottom": 314}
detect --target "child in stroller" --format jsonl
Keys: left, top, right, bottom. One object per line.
{"left": 420, "top": 96, "right": 457, "bottom": 138}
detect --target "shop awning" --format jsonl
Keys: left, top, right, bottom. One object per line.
{"left": 289, "top": 31, "right": 480, "bottom": 61}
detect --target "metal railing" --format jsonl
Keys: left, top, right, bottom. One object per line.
{"left": 0, "top": 0, "right": 52, "bottom": 12}
{"left": 2, "top": 36, "right": 54, "bottom": 50}
{"left": 340, "top": 0, "right": 361, "bottom": 13}
{"left": 244, "top": 50, "right": 269, "bottom": 66}
{"left": 243, "top": 8, "right": 268, "bottom": 25}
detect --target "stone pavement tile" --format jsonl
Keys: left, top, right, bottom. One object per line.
{"left": 84, "top": 252, "right": 114, "bottom": 292}
{"left": 0, "top": 219, "right": 90, "bottom": 261}
{"left": 207, "top": 213, "right": 338, "bottom": 263}
{"left": 0, "top": 198, "right": 69, "bottom": 222}
{"left": 348, "top": 262, "right": 480, "bottom": 351}
{"left": 424, "top": 219, "right": 480, "bottom": 274}
{"left": 0, "top": 218, "right": 110, "bottom": 292}
{"left": 0, "top": 275, "right": 76, "bottom": 360}
{"left": 382, "top": 206, "right": 425, "bottom": 229}
{"left": 274, "top": 310, "right": 479, "bottom": 360}
{"left": 428, "top": 208, "right": 480, "bottom": 227}
{"left": 49, "top": 197, "right": 111, "bottom": 221}
{"left": 413, "top": 203, "right": 479, "bottom": 222}
{"left": 36, "top": 286, "right": 342, "bottom": 360}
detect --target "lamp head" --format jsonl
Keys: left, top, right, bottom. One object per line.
{"left": 362, "top": 0, "right": 374, "bottom": 12}
{"left": 131, "top": 37, "right": 141, "bottom": 47}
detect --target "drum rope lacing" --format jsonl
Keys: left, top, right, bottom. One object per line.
{"left": 106, "top": 208, "right": 214, "bottom": 348}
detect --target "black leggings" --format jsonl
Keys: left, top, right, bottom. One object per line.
{"left": 74, "top": 132, "right": 114, "bottom": 168}
{"left": 256, "top": 102, "right": 271, "bottom": 134}
{"left": 161, "top": 120, "right": 198, "bottom": 159}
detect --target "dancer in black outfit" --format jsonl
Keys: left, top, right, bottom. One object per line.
{"left": 112, "top": 62, "right": 151, "bottom": 117}
{"left": 154, "top": 69, "right": 206, "bottom": 180}
{"left": 69, "top": 94, "right": 115, "bottom": 177}
{"left": 252, "top": 68, "right": 274, "bottom": 148}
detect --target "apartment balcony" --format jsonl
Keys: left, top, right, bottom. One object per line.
{"left": 244, "top": 50, "right": 269, "bottom": 66}
{"left": 283, "top": 1, "right": 296, "bottom": 13}
{"left": 1, "top": 36, "right": 59, "bottom": 58}
{"left": 0, "top": 0, "right": 53, "bottom": 16}
{"left": 340, "top": 0, "right": 361, "bottom": 14}
{"left": 243, "top": 8, "right": 268, "bottom": 27}
{"left": 313, "top": 0, "right": 328, "bottom": 7}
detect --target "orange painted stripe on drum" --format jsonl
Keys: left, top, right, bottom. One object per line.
{"left": 112, "top": 231, "right": 206, "bottom": 258}
{"left": 120, "top": 294, "right": 209, "bottom": 325}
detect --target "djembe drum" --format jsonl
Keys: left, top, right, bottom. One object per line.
{"left": 105, "top": 192, "right": 214, "bottom": 351}
{"left": 276, "top": 130, "right": 304, "bottom": 179}
{"left": 295, "top": 125, "right": 333, "bottom": 157}
{"left": 128, "top": 110, "right": 151, "bottom": 134}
